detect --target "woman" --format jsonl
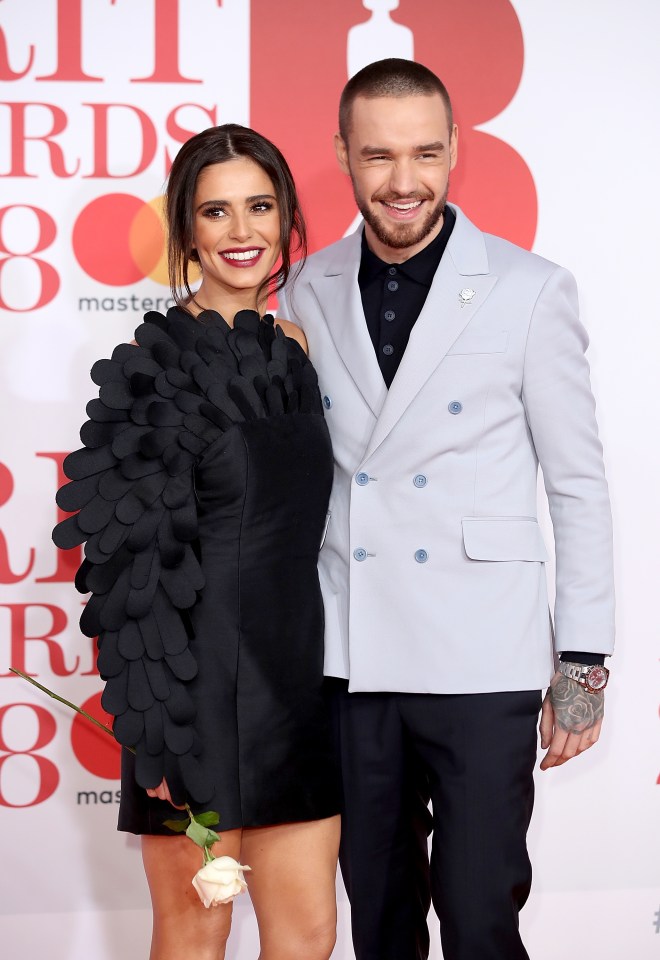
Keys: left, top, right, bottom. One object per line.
{"left": 53, "top": 124, "right": 340, "bottom": 960}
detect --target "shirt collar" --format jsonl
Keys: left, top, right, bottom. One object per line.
{"left": 359, "top": 205, "right": 456, "bottom": 287}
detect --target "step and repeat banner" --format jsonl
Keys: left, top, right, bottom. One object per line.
{"left": 0, "top": 1, "right": 658, "bottom": 958}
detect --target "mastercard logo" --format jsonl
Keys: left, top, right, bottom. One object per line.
{"left": 72, "top": 193, "right": 200, "bottom": 287}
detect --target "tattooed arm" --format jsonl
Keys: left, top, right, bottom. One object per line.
{"left": 539, "top": 672, "right": 605, "bottom": 770}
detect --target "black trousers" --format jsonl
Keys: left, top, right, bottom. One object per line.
{"left": 326, "top": 680, "right": 541, "bottom": 960}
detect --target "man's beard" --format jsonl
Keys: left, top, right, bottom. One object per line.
{"left": 351, "top": 180, "right": 449, "bottom": 251}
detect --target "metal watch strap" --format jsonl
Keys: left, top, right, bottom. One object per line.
{"left": 559, "top": 661, "right": 587, "bottom": 683}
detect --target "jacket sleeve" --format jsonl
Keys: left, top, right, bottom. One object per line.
{"left": 521, "top": 266, "right": 615, "bottom": 655}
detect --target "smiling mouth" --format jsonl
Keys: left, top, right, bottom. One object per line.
{"left": 382, "top": 200, "right": 424, "bottom": 211}
{"left": 220, "top": 248, "right": 264, "bottom": 263}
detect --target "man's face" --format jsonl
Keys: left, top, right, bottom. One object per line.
{"left": 336, "top": 93, "right": 458, "bottom": 262}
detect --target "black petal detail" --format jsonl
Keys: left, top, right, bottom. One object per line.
{"left": 144, "top": 701, "right": 165, "bottom": 754}
{"left": 97, "top": 631, "right": 124, "bottom": 677}
{"left": 91, "top": 358, "right": 123, "bottom": 385}
{"left": 135, "top": 744, "right": 164, "bottom": 789}
{"left": 113, "top": 709, "right": 145, "bottom": 752}
{"left": 102, "top": 666, "right": 128, "bottom": 715}
{"left": 86, "top": 397, "right": 128, "bottom": 423}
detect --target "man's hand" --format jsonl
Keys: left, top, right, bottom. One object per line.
{"left": 539, "top": 671, "right": 604, "bottom": 770}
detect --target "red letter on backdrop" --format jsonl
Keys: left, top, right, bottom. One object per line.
{"left": 35, "top": 452, "right": 81, "bottom": 584}
{"left": 132, "top": 0, "right": 222, "bottom": 83}
{"left": 165, "top": 103, "right": 217, "bottom": 172}
{"left": 0, "top": 462, "right": 35, "bottom": 583}
{"left": 0, "top": 23, "right": 35, "bottom": 80}
{"left": 0, "top": 604, "right": 80, "bottom": 678}
{"left": 0, "top": 102, "right": 79, "bottom": 178}
{"left": 83, "top": 103, "right": 157, "bottom": 178}
{"left": 36, "top": 0, "right": 103, "bottom": 82}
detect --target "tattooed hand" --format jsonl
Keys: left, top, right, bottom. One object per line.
{"left": 539, "top": 672, "right": 604, "bottom": 770}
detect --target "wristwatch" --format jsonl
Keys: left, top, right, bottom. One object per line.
{"left": 559, "top": 661, "right": 609, "bottom": 694}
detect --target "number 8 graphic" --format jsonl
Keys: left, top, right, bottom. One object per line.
{"left": 0, "top": 703, "right": 59, "bottom": 807}
{"left": 0, "top": 206, "right": 60, "bottom": 312}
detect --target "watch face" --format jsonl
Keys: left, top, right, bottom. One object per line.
{"left": 586, "top": 665, "right": 608, "bottom": 691}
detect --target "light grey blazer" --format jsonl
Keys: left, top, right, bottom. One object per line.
{"left": 279, "top": 205, "right": 614, "bottom": 694}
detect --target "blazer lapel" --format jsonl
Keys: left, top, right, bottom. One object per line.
{"left": 363, "top": 206, "right": 498, "bottom": 462}
{"left": 310, "top": 229, "right": 387, "bottom": 418}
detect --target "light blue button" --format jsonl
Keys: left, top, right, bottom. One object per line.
{"left": 323, "top": 395, "right": 332, "bottom": 409}
{"left": 414, "top": 549, "right": 429, "bottom": 563}
{"left": 356, "top": 472, "right": 370, "bottom": 486}
{"left": 448, "top": 401, "right": 462, "bottom": 415}
{"left": 387, "top": 280, "right": 399, "bottom": 292}
{"left": 353, "top": 548, "right": 367, "bottom": 562}
{"left": 384, "top": 310, "right": 395, "bottom": 322}
{"left": 413, "top": 474, "right": 427, "bottom": 488}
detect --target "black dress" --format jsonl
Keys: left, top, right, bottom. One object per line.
{"left": 53, "top": 307, "right": 339, "bottom": 834}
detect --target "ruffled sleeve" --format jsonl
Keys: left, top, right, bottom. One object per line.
{"left": 53, "top": 310, "right": 230, "bottom": 804}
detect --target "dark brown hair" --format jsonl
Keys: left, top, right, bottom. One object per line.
{"left": 166, "top": 124, "right": 307, "bottom": 308}
{"left": 339, "top": 58, "right": 453, "bottom": 142}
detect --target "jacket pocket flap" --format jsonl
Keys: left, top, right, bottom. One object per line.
{"left": 462, "top": 517, "right": 549, "bottom": 561}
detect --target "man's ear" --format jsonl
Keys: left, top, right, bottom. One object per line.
{"left": 334, "top": 132, "right": 350, "bottom": 175}
{"left": 449, "top": 124, "right": 459, "bottom": 171}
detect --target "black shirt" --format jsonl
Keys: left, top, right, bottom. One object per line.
{"left": 358, "top": 206, "right": 456, "bottom": 388}
{"left": 356, "top": 209, "right": 604, "bottom": 669}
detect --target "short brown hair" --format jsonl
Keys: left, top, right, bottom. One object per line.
{"left": 166, "top": 124, "right": 306, "bottom": 308}
{"left": 339, "top": 58, "right": 453, "bottom": 142}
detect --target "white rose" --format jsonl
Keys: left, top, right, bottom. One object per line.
{"left": 192, "top": 856, "right": 251, "bottom": 909}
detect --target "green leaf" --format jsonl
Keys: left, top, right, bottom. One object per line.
{"left": 192, "top": 810, "right": 220, "bottom": 828}
{"left": 186, "top": 819, "right": 219, "bottom": 850}
{"left": 163, "top": 818, "right": 189, "bottom": 833}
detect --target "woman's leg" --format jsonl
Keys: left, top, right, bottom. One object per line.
{"left": 241, "top": 815, "right": 340, "bottom": 960}
{"left": 142, "top": 827, "right": 243, "bottom": 960}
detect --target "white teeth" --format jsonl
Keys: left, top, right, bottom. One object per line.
{"left": 386, "top": 200, "right": 422, "bottom": 211}
{"left": 222, "top": 249, "right": 261, "bottom": 261}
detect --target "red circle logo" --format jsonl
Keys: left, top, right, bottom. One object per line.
{"left": 70, "top": 691, "right": 121, "bottom": 780}
{"left": 72, "top": 194, "right": 168, "bottom": 286}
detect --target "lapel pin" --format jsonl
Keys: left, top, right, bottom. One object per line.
{"left": 459, "top": 287, "right": 476, "bottom": 307}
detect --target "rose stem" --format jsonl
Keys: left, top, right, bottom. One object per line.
{"left": 8, "top": 667, "right": 134, "bottom": 752}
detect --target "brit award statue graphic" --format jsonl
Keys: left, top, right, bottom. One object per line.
{"left": 347, "top": 0, "right": 414, "bottom": 77}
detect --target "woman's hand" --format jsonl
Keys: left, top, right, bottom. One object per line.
{"left": 146, "top": 778, "right": 186, "bottom": 809}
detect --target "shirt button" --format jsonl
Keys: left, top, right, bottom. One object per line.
{"left": 387, "top": 280, "right": 399, "bottom": 292}
{"left": 384, "top": 310, "right": 396, "bottom": 322}
{"left": 323, "top": 395, "right": 332, "bottom": 409}
{"left": 355, "top": 472, "right": 370, "bottom": 486}
{"left": 414, "top": 549, "right": 429, "bottom": 563}
{"left": 448, "top": 401, "right": 463, "bottom": 415}
{"left": 353, "top": 548, "right": 367, "bottom": 562}
{"left": 388, "top": 266, "right": 397, "bottom": 276}
{"left": 413, "top": 474, "right": 427, "bottom": 488}
{"left": 382, "top": 344, "right": 394, "bottom": 356}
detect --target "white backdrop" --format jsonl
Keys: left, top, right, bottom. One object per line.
{"left": 0, "top": 1, "right": 658, "bottom": 958}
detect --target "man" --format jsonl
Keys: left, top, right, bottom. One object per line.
{"left": 279, "top": 58, "right": 614, "bottom": 960}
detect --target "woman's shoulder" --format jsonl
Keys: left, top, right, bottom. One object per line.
{"left": 273, "top": 317, "right": 308, "bottom": 354}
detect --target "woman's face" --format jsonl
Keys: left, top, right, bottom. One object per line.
{"left": 192, "top": 157, "right": 281, "bottom": 307}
